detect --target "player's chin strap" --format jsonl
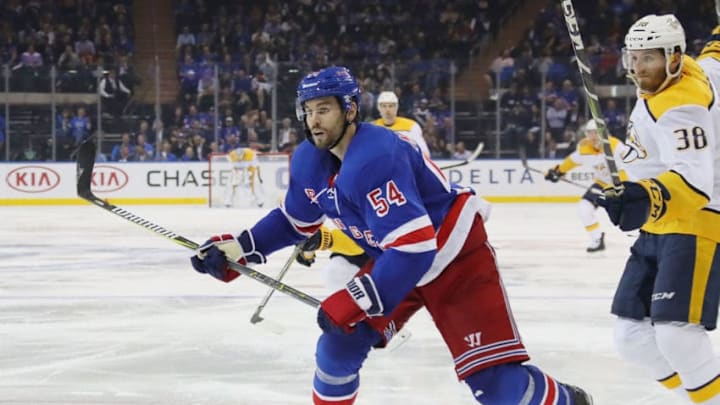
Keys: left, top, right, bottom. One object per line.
{"left": 327, "top": 119, "right": 352, "bottom": 150}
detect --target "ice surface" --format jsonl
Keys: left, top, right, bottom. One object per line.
{"left": 0, "top": 203, "right": 702, "bottom": 404}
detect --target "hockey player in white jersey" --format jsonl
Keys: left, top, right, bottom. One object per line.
{"left": 598, "top": 14, "right": 720, "bottom": 403}
{"left": 372, "top": 91, "right": 430, "bottom": 156}
{"left": 224, "top": 147, "right": 264, "bottom": 208}
{"left": 545, "top": 120, "right": 629, "bottom": 252}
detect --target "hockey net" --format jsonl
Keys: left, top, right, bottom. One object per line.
{"left": 208, "top": 152, "right": 291, "bottom": 208}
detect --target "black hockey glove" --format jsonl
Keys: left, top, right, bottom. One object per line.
{"left": 296, "top": 251, "right": 316, "bottom": 267}
{"left": 303, "top": 228, "right": 333, "bottom": 251}
{"left": 597, "top": 180, "right": 669, "bottom": 231}
{"left": 544, "top": 165, "right": 563, "bottom": 183}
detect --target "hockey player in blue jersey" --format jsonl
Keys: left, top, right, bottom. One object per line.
{"left": 190, "top": 66, "right": 593, "bottom": 404}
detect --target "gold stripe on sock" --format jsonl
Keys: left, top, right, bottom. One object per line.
{"left": 658, "top": 372, "right": 682, "bottom": 390}
{"left": 688, "top": 374, "right": 720, "bottom": 403}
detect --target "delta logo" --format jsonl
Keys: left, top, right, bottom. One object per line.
{"left": 91, "top": 165, "right": 129, "bottom": 193}
{"left": 6, "top": 165, "right": 61, "bottom": 193}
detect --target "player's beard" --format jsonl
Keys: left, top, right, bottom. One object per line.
{"left": 310, "top": 120, "right": 344, "bottom": 150}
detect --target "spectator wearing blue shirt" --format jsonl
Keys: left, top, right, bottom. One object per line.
{"left": 222, "top": 132, "right": 242, "bottom": 153}
{"left": 55, "top": 108, "right": 75, "bottom": 160}
{"left": 219, "top": 116, "right": 241, "bottom": 143}
{"left": 178, "top": 54, "right": 199, "bottom": 102}
{"left": 180, "top": 145, "right": 196, "bottom": 161}
{"left": 70, "top": 107, "right": 91, "bottom": 145}
{"left": 111, "top": 133, "right": 134, "bottom": 162}
{"left": 156, "top": 140, "right": 178, "bottom": 161}
{"left": 135, "top": 133, "right": 154, "bottom": 157}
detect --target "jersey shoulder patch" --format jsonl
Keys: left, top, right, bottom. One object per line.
{"left": 577, "top": 138, "right": 599, "bottom": 155}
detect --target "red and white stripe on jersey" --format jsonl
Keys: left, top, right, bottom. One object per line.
{"left": 455, "top": 339, "right": 528, "bottom": 377}
{"left": 417, "top": 191, "right": 485, "bottom": 286}
{"left": 423, "top": 153, "right": 451, "bottom": 192}
{"left": 312, "top": 389, "right": 358, "bottom": 405}
{"left": 540, "top": 373, "right": 560, "bottom": 405}
{"left": 280, "top": 203, "right": 324, "bottom": 237}
{"left": 379, "top": 215, "right": 436, "bottom": 253}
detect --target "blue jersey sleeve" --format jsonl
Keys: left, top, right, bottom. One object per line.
{"left": 341, "top": 143, "right": 437, "bottom": 312}
{"left": 248, "top": 142, "right": 326, "bottom": 255}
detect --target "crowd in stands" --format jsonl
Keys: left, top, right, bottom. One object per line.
{"left": 0, "top": 0, "right": 139, "bottom": 161}
{"left": 0, "top": 0, "right": 136, "bottom": 93}
{"left": 489, "top": 0, "right": 718, "bottom": 158}
{"left": 7, "top": 0, "right": 718, "bottom": 163}
{"left": 169, "top": 0, "right": 504, "bottom": 161}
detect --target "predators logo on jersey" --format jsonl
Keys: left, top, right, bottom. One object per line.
{"left": 622, "top": 121, "right": 648, "bottom": 163}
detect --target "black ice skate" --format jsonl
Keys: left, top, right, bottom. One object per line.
{"left": 564, "top": 383, "right": 594, "bottom": 404}
{"left": 586, "top": 232, "right": 605, "bottom": 253}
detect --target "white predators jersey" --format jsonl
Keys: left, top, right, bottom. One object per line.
{"left": 372, "top": 116, "right": 430, "bottom": 157}
{"left": 558, "top": 136, "right": 629, "bottom": 187}
{"left": 698, "top": 28, "right": 720, "bottom": 96}
{"left": 623, "top": 56, "right": 720, "bottom": 242}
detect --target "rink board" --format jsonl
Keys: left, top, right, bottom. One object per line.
{"left": 0, "top": 160, "right": 594, "bottom": 205}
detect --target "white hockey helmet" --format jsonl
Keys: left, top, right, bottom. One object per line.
{"left": 584, "top": 119, "right": 598, "bottom": 133}
{"left": 377, "top": 91, "right": 399, "bottom": 106}
{"left": 623, "top": 14, "right": 686, "bottom": 92}
{"left": 624, "top": 14, "right": 686, "bottom": 54}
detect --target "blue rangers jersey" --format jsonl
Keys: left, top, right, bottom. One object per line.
{"left": 248, "top": 123, "right": 484, "bottom": 312}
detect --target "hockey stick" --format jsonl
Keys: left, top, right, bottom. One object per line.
{"left": 518, "top": 144, "right": 588, "bottom": 190}
{"left": 524, "top": 164, "right": 588, "bottom": 190}
{"left": 561, "top": 0, "right": 623, "bottom": 195}
{"left": 439, "top": 142, "right": 484, "bottom": 170}
{"left": 75, "top": 139, "right": 320, "bottom": 308}
{"left": 250, "top": 243, "right": 304, "bottom": 324}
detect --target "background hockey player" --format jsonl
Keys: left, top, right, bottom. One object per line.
{"left": 544, "top": 119, "right": 629, "bottom": 252}
{"left": 372, "top": 91, "right": 430, "bottom": 156}
{"left": 224, "top": 146, "right": 264, "bottom": 208}
{"left": 598, "top": 14, "right": 720, "bottom": 403}
{"left": 190, "top": 66, "right": 592, "bottom": 404}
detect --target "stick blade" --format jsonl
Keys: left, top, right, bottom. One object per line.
{"left": 469, "top": 142, "right": 484, "bottom": 160}
{"left": 75, "top": 139, "right": 97, "bottom": 198}
{"left": 250, "top": 313, "right": 264, "bottom": 324}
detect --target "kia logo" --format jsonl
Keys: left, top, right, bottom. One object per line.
{"left": 6, "top": 166, "right": 61, "bottom": 193}
{"left": 92, "top": 165, "right": 129, "bottom": 193}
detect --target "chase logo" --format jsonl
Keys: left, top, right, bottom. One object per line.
{"left": 6, "top": 165, "right": 61, "bottom": 193}
{"left": 91, "top": 165, "right": 129, "bottom": 193}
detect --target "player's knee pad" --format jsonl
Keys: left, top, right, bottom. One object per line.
{"left": 655, "top": 322, "right": 720, "bottom": 393}
{"left": 576, "top": 198, "right": 596, "bottom": 227}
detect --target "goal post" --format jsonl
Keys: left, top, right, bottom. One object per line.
{"left": 208, "top": 151, "right": 291, "bottom": 208}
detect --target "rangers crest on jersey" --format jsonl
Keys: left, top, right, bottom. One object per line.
{"left": 305, "top": 188, "right": 318, "bottom": 204}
